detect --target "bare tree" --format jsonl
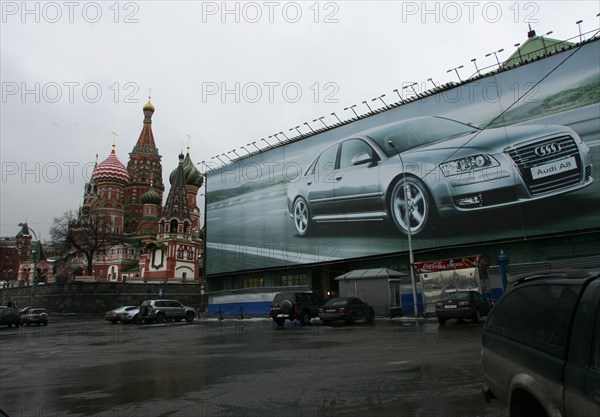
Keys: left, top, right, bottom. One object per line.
{"left": 50, "top": 210, "right": 124, "bottom": 277}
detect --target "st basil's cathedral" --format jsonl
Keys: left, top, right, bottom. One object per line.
{"left": 75, "top": 99, "right": 204, "bottom": 283}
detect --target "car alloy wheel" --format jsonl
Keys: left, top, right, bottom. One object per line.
{"left": 293, "top": 197, "right": 312, "bottom": 236}
{"left": 156, "top": 313, "right": 167, "bottom": 324}
{"left": 390, "top": 177, "right": 431, "bottom": 236}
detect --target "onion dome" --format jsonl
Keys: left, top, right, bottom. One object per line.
{"left": 142, "top": 99, "right": 155, "bottom": 125}
{"left": 141, "top": 185, "right": 161, "bottom": 205}
{"left": 92, "top": 147, "right": 130, "bottom": 185}
{"left": 143, "top": 99, "right": 155, "bottom": 113}
{"left": 169, "top": 152, "right": 204, "bottom": 187}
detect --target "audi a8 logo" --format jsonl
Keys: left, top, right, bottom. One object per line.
{"left": 534, "top": 143, "right": 561, "bottom": 157}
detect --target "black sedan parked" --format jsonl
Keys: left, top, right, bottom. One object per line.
{"left": 319, "top": 297, "right": 375, "bottom": 325}
{"left": 434, "top": 290, "right": 492, "bottom": 324}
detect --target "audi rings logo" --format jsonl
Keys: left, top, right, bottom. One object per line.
{"left": 534, "top": 143, "right": 562, "bottom": 157}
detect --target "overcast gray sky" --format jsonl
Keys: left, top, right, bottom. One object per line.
{"left": 1, "top": 1, "right": 598, "bottom": 239}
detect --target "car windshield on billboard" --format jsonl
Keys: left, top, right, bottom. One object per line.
{"left": 206, "top": 40, "right": 600, "bottom": 275}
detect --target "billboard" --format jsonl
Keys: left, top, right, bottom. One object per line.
{"left": 206, "top": 39, "right": 600, "bottom": 275}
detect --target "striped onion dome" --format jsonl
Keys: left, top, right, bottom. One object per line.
{"left": 169, "top": 152, "right": 203, "bottom": 187}
{"left": 92, "top": 147, "right": 130, "bottom": 185}
{"left": 140, "top": 185, "right": 161, "bottom": 205}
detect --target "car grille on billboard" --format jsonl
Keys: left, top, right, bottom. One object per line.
{"left": 507, "top": 135, "right": 582, "bottom": 196}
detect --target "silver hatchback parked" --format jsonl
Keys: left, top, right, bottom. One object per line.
{"left": 138, "top": 299, "right": 196, "bottom": 324}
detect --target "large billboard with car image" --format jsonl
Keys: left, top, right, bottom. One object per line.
{"left": 206, "top": 39, "right": 600, "bottom": 275}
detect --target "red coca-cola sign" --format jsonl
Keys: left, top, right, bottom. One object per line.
{"left": 413, "top": 256, "right": 486, "bottom": 273}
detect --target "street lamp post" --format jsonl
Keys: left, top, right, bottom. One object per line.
{"left": 31, "top": 248, "right": 38, "bottom": 305}
{"left": 386, "top": 142, "right": 419, "bottom": 317}
{"left": 19, "top": 223, "right": 39, "bottom": 305}
{"left": 485, "top": 49, "right": 504, "bottom": 68}
{"left": 446, "top": 65, "right": 464, "bottom": 82}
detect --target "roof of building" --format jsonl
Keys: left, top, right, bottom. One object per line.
{"left": 502, "top": 28, "right": 575, "bottom": 69}
{"left": 132, "top": 100, "right": 159, "bottom": 155}
{"left": 92, "top": 146, "right": 130, "bottom": 185}
{"left": 169, "top": 151, "right": 203, "bottom": 187}
{"left": 334, "top": 268, "right": 407, "bottom": 280}
{"left": 32, "top": 240, "right": 46, "bottom": 262}
{"left": 140, "top": 183, "right": 162, "bottom": 205}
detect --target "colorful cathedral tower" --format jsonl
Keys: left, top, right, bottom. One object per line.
{"left": 139, "top": 152, "right": 203, "bottom": 282}
{"left": 91, "top": 144, "right": 130, "bottom": 235}
{"left": 123, "top": 99, "right": 164, "bottom": 235}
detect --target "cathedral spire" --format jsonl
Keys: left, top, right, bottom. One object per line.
{"left": 162, "top": 153, "right": 191, "bottom": 221}
{"left": 124, "top": 99, "right": 163, "bottom": 235}
{"left": 133, "top": 99, "right": 158, "bottom": 153}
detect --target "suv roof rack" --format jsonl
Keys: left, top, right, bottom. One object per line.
{"left": 511, "top": 268, "right": 598, "bottom": 286}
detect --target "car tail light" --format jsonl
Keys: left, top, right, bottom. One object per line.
{"left": 435, "top": 302, "right": 443, "bottom": 308}
{"left": 338, "top": 307, "right": 348, "bottom": 313}
{"left": 458, "top": 301, "right": 470, "bottom": 307}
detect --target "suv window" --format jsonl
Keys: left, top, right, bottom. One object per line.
{"left": 273, "top": 293, "right": 293, "bottom": 303}
{"left": 486, "top": 284, "right": 582, "bottom": 358}
{"left": 296, "top": 293, "right": 312, "bottom": 303}
{"left": 443, "top": 292, "right": 470, "bottom": 301}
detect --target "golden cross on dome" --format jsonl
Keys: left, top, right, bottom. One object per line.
{"left": 148, "top": 88, "right": 152, "bottom": 100}
{"left": 187, "top": 134, "right": 191, "bottom": 152}
{"left": 111, "top": 131, "right": 118, "bottom": 148}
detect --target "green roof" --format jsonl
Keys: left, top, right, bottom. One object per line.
{"left": 502, "top": 35, "right": 574, "bottom": 69}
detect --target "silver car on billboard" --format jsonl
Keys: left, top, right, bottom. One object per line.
{"left": 287, "top": 116, "right": 593, "bottom": 236}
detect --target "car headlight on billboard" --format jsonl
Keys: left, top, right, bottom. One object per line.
{"left": 439, "top": 154, "right": 499, "bottom": 177}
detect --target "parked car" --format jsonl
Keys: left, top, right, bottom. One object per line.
{"left": 319, "top": 297, "right": 375, "bottom": 325}
{"left": 0, "top": 306, "right": 20, "bottom": 328}
{"left": 121, "top": 307, "right": 140, "bottom": 324}
{"left": 104, "top": 306, "right": 140, "bottom": 324}
{"left": 482, "top": 269, "right": 600, "bottom": 417}
{"left": 19, "top": 305, "right": 45, "bottom": 315}
{"left": 434, "top": 290, "right": 492, "bottom": 324}
{"left": 20, "top": 308, "right": 48, "bottom": 326}
{"left": 138, "top": 299, "right": 196, "bottom": 324}
{"left": 269, "top": 291, "right": 324, "bottom": 326}
{"left": 287, "top": 116, "right": 593, "bottom": 236}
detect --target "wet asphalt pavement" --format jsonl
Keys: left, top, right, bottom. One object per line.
{"left": 0, "top": 316, "right": 508, "bottom": 417}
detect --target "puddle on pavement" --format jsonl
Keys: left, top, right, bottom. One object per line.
{"left": 32, "top": 354, "right": 288, "bottom": 415}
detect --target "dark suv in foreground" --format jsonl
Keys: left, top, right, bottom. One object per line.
{"left": 482, "top": 269, "right": 600, "bottom": 417}
{"left": 269, "top": 292, "right": 323, "bottom": 326}
{"left": 138, "top": 299, "right": 196, "bottom": 324}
